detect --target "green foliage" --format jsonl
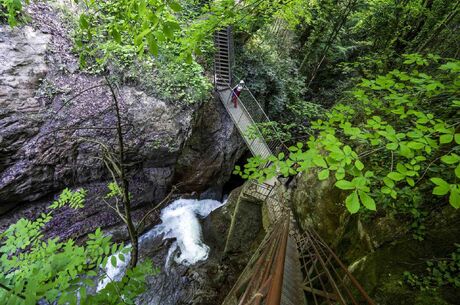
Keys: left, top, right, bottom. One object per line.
{"left": 0, "top": 189, "right": 154, "bottom": 304}
{"left": 0, "top": 0, "right": 29, "bottom": 26}
{"left": 244, "top": 121, "right": 293, "bottom": 143}
{"left": 49, "top": 188, "right": 87, "bottom": 209}
{"left": 68, "top": 0, "right": 212, "bottom": 104}
{"left": 234, "top": 31, "right": 308, "bottom": 119}
{"left": 75, "top": 0, "right": 182, "bottom": 64}
{"left": 152, "top": 46, "right": 212, "bottom": 104}
{"left": 403, "top": 244, "right": 460, "bottom": 290}
{"left": 236, "top": 55, "right": 460, "bottom": 216}
{"left": 105, "top": 182, "right": 123, "bottom": 199}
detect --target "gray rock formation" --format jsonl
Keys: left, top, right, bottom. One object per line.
{"left": 0, "top": 4, "right": 246, "bottom": 240}
{"left": 0, "top": 26, "right": 50, "bottom": 112}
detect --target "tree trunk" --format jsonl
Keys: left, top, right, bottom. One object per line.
{"left": 107, "top": 80, "right": 139, "bottom": 268}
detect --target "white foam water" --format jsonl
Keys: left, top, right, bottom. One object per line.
{"left": 97, "top": 198, "right": 224, "bottom": 291}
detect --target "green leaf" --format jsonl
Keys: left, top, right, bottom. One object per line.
{"left": 388, "top": 172, "right": 405, "bottom": 181}
{"left": 440, "top": 134, "right": 453, "bottom": 144}
{"left": 431, "top": 177, "right": 449, "bottom": 186}
{"left": 358, "top": 190, "right": 376, "bottom": 211}
{"left": 355, "top": 160, "right": 364, "bottom": 171}
{"left": 381, "top": 186, "right": 392, "bottom": 194}
{"left": 406, "top": 177, "right": 415, "bottom": 187}
{"left": 119, "top": 253, "right": 125, "bottom": 262}
{"left": 335, "top": 168, "right": 345, "bottom": 180}
{"left": 111, "top": 256, "right": 117, "bottom": 268}
{"left": 318, "top": 169, "right": 330, "bottom": 181}
{"left": 441, "top": 154, "right": 460, "bottom": 165}
{"left": 313, "top": 156, "right": 327, "bottom": 168}
{"left": 449, "top": 187, "right": 460, "bottom": 209}
{"left": 335, "top": 180, "right": 355, "bottom": 190}
{"left": 79, "top": 14, "right": 89, "bottom": 29}
{"left": 431, "top": 178, "right": 450, "bottom": 195}
{"left": 455, "top": 134, "right": 460, "bottom": 144}
{"left": 345, "top": 191, "right": 360, "bottom": 214}
{"left": 111, "top": 28, "right": 121, "bottom": 43}
{"left": 456, "top": 164, "right": 460, "bottom": 179}
{"left": 386, "top": 142, "right": 398, "bottom": 150}
{"left": 169, "top": 1, "right": 182, "bottom": 11}
{"left": 162, "top": 23, "right": 175, "bottom": 39}
{"left": 185, "top": 53, "right": 193, "bottom": 64}
{"left": 399, "top": 144, "right": 413, "bottom": 158}
{"left": 383, "top": 177, "right": 395, "bottom": 188}
{"left": 134, "top": 28, "right": 152, "bottom": 46}
{"left": 396, "top": 163, "right": 407, "bottom": 174}
{"left": 147, "top": 34, "right": 158, "bottom": 56}
{"left": 407, "top": 142, "right": 424, "bottom": 150}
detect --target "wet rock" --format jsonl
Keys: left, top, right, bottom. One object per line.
{"left": 223, "top": 184, "right": 263, "bottom": 255}
{"left": 173, "top": 93, "right": 246, "bottom": 194}
{"left": 133, "top": 186, "right": 264, "bottom": 305}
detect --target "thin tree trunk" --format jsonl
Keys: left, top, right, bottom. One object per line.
{"left": 107, "top": 80, "right": 139, "bottom": 268}
{"left": 416, "top": 0, "right": 460, "bottom": 52}
{"left": 306, "top": 0, "right": 358, "bottom": 88}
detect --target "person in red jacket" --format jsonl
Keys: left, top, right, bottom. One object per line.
{"left": 232, "top": 80, "right": 245, "bottom": 108}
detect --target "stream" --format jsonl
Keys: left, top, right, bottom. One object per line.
{"left": 98, "top": 198, "right": 225, "bottom": 291}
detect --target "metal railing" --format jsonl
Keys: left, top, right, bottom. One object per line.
{"left": 231, "top": 74, "right": 289, "bottom": 157}
{"left": 293, "top": 228, "right": 376, "bottom": 305}
{"left": 221, "top": 84, "right": 271, "bottom": 158}
{"left": 214, "top": 27, "right": 234, "bottom": 88}
{"left": 221, "top": 215, "right": 290, "bottom": 305}
{"left": 246, "top": 180, "right": 275, "bottom": 202}
{"left": 214, "top": 26, "right": 288, "bottom": 158}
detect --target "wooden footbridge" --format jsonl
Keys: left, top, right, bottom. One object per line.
{"left": 214, "top": 27, "right": 375, "bottom": 305}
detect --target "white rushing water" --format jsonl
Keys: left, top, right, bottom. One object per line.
{"left": 97, "top": 198, "right": 224, "bottom": 291}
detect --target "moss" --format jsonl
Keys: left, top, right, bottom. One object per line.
{"left": 261, "top": 202, "right": 271, "bottom": 231}
{"left": 375, "top": 276, "right": 449, "bottom": 305}
{"left": 224, "top": 182, "right": 263, "bottom": 254}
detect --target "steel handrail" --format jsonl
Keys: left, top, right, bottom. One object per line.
{"left": 224, "top": 84, "right": 271, "bottom": 157}
{"left": 221, "top": 215, "right": 290, "bottom": 305}
{"left": 232, "top": 73, "right": 289, "bottom": 154}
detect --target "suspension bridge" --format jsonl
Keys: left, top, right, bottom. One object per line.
{"left": 214, "top": 27, "right": 376, "bottom": 305}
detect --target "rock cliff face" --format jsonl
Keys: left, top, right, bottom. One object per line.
{"left": 289, "top": 171, "right": 460, "bottom": 305}
{"left": 0, "top": 3, "right": 245, "bottom": 238}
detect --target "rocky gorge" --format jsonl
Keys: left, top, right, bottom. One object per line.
{"left": 2, "top": 2, "right": 460, "bottom": 305}
{"left": 0, "top": 4, "right": 256, "bottom": 302}
{"left": 0, "top": 3, "right": 246, "bottom": 236}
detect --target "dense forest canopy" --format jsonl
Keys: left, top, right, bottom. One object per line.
{"left": 0, "top": 0, "right": 459, "bottom": 304}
